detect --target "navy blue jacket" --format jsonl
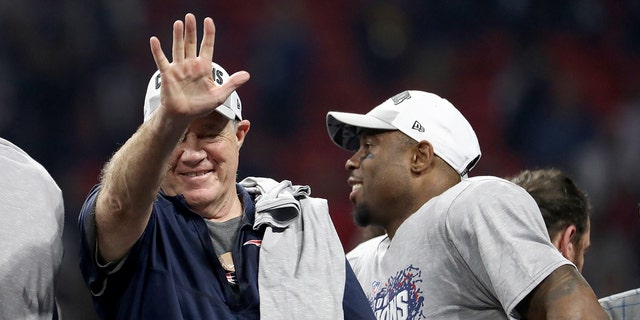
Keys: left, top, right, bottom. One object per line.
{"left": 79, "top": 184, "right": 374, "bottom": 319}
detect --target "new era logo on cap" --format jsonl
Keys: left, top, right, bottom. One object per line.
{"left": 411, "top": 121, "right": 425, "bottom": 132}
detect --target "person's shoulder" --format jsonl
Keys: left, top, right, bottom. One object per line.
{"left": 0, "top": 137, "right": 29, "bottom": 157}
{"left": 455, "top": 175, "right": 527, "bottom": 197}
{"left": 465, "top": 175, "right": 514, "bottom": 186}
{"left": 0, "top": 137, "right": 60, "bottom": 191}
{"left": 1, "top": 137, "right": 36, "bottom": 167}
{"left": 439, "top": 175, "right": 533, "bottom": 212}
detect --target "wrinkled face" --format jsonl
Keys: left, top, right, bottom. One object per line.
{"left": 346, "top": 130, "right": 414, "bottom": 227}
{"left": 571, "top": 218, "right": 591, "bottom": 273}
{"left": 161, "top": 112, "right": 247, "bottom": 214}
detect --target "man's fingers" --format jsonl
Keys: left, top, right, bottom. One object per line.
{"left": 184, "top": 13, "right": 197, "bottom": 59}
{"left": 199, "top": 17, "right": 215, "bottom": 62}
{"left": 150, "top": 37, "right": 170, "bottom": 72}
{"left": 171, "top": 20, "right": 185, "bottom": 63}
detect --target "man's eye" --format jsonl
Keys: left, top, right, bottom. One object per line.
{"left": 359, "top": 144, "right": 374, "bottom": 160}
{"left": 199, "top": 133, "right": 218, "bottom": 140}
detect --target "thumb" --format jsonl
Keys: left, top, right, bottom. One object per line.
{"left": 224, "top": 71, "right": 251, "bottom": 93}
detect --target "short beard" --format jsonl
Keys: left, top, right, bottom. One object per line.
{"left": 352, "top": 203, "right": 372, "bottom": 227}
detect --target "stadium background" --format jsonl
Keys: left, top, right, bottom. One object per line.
{"left": 0, "top": 1, "right": 638, "bottom": 318}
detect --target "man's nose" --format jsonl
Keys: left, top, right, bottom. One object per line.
{"left": 180, "top": 133, "right": 206, "bottom": 163}
{"left": 345, "top": 151, "right": 361, "bottom": 171}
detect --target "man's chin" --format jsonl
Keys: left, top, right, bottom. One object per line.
{"left": 182, "top": 190, "right": 213, "bottom": 206}
{"left": 353, "top": 203, "right": 372, "bottom": 227}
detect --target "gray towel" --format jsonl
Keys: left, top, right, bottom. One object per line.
{"left": 240, "top": 177, "right": 346, "bottom": 320}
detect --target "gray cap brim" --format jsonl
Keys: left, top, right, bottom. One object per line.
{"left": 326, "top": 111, "right": 395, "bottom": 151}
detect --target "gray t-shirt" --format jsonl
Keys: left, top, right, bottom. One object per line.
{"left": 347, "top": 176, "right": 571, "bottom": 320}
{"left": 0, "top": 138, "right": 64, "bottom": 320}
{"left": 205, "top": 216, "right": 242, "bottom": 257}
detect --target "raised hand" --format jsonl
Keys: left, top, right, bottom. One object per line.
{"left": 148, "top": 13, "right": 250, "bottom": 122}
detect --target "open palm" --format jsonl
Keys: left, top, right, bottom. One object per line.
{"left": 149, "top": 13, "right": 249, "bottom": 122}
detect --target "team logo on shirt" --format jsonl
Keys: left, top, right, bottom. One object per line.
{"left": 226, "top": 272, "right": 238, "bottom": 286}
{"left": 243, "top": 239, "right": 262, "bottom": 247}
{"left": 370, "top": 265, "right": 425, "bottom": 320}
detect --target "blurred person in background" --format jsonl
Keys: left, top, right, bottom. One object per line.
{"left": 507, "top": 168, "right": 591, "bottom": 273}
{"left": 509, "top": 168, "right": 640, "bottom": 319}
{"left": 0, "top": 137, "right": 64, "bottom": 320}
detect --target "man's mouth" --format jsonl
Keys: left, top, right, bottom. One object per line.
{"left": 349, "top": 181, "right": 362, "bottom": 202}
{"left": 182, "top": 170, "right": 212, "bottom": 177}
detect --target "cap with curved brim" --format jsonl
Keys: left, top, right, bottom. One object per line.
{"left": 326, "top": 112, "right": 395, "bottom": 151}
{"left": 326, "top": 90, "right": 482, "bottom": 177}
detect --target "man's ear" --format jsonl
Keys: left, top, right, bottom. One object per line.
{"left": 411, "top": 140, "right": 435, "bottom": 174}
{"left": 235, "top": 119, "right": 250, "bottom": 147}
{"left": 557, "top": 225, "right": 577, "bottom": 259}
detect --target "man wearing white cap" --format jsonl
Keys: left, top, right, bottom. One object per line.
{"left": 326, "top": 90, "right": 608, "bottom": 319}
{"left": 77, "top": 13, "right": 374, "bottom": 319}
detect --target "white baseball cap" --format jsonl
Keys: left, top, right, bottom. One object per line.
{"left": 326, "top": 90, "right": 481, "bottom": 177}
{"left": 142, "top": 62, "right": 242, "bottom": 122}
